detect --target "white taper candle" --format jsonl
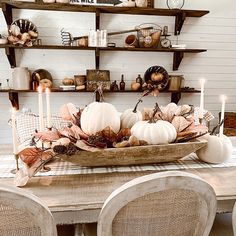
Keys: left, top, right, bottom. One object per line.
{"left": 38, "top": 86, "right": 44, "bottom": 131}
{"left": 46, "top": 88, "right": 52, "bottom": 129}
{"left": 219, "top": 95, "right": 226, "bottom": 137}
{"left": 199, "top": 78, "right": 205, "bottom": 119}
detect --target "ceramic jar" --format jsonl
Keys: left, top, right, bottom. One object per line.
{"left": 168, "top": 75, "right": 184, "bottom": 91}
{"left": 135, "top": 0, "right": 147, "bottom": 7}
{"left": 56, "top": 0, "right": 70, "bottom": 3}
{"left": 12, "top": 67, "right": 30, "bottom": 90}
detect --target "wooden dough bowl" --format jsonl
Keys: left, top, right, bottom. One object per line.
{"left": 60, "top": 139, "right": 207, "bottom": 167}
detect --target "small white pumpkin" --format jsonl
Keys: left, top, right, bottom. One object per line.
{"left": 196, "top": 134, "right": 233, "bottom": 164}
{"left": 131, "top": 103, "right": 177, "bottom": 145}
{"left": 131, "top": 120, "right": 177, "bottom": 145}
{"left": 9, "top": 24, "right": 21, "bottom": 37}
{"left": 121, "top": 99, "right": 143, "bottom": 129}
{"left": 81, "top": 102, "right": 120, "bottom": 135}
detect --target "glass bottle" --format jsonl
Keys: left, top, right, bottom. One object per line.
{"left": 110, "top": 80, "right": 119, "bottom": 91}
{"left": 166, "top": 0, "right": 185, "bottom": 9}
{"left": 119, "top": 74, "right": 125, "bottom": 91}
{"left": 136, "top": 74, "right": 143, "bottom": 91}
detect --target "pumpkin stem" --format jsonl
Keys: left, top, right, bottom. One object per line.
{"left": 133, "top": 99, "right": 143, "bottom": 113}
{"left": 94, "top": 84, "right": 104, "bottom": 102}
{"left": 210, "top": 119, "right": 224, "bottom": 135}
{"left": 148, "top": 102, "right": 161, "bottom": 123}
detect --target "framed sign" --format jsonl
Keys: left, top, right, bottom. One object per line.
{"left": 86, "top": 69, "right": 110, "bottom": 91}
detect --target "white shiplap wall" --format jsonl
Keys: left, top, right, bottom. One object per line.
{"left": 1, "top": 0, "right": 236, "bottom": 143}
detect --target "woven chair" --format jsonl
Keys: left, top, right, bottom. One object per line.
{"left": 97, "top": 171, "right": 217, "bottom": 236}
{"left": 0, "top": 184, "right": 57, "bottom": 236}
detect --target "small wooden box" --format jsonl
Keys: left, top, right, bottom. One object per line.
{"left": 86, "top": 70, "right": 110, "bottom": 91}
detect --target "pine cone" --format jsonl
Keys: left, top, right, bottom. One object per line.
{"left": 53, "top": 145, "right": 67, "bottom": 154}
{"left": 66, "top": 142, "right": 78, "bottom": 156}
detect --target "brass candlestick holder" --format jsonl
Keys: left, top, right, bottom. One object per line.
{"left": 10, "top": 154, "right": 19, "bottom": 174}
{"left": 39, "top": 140, "right": 51, "bottom": 173}
{"left": 199, "top": 117, "right": 203, "bottom": 125}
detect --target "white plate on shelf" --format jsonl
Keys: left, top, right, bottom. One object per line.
{"left": 59, "top": 85, "right": 76, "bottom": 91}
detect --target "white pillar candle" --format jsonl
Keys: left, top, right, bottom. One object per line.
{"left": 46, "top": 88, "right": 52, "bottom": 129}
{"left": 38, "top": 86, "right": 44, "bottom": 132}
{"left": 219, "top": 95, "right": 226, "bottom": 137}
{"left": 199, "top": 78, "right": 205, "bottom": 119}
{"left": 11, "top": 108, "right": 18, "bottom": 155}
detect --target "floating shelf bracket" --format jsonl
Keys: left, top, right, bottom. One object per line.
{"left": 95, "top": 48, "right": 100, "bottom": 69}
{"left": 5, "top": 47, "right": 16, "bottom": 68}
{"left": 171, "top": 92, "right": 181, "bottom": 104}
{"left": 96, "top": 9, "right": 100, "bottom": 30}
{"left": 175, "top": 12, "right": 186, "bottom": 35}
{"left": 9, "top": 91, "right": 19, "bottom": 110}
{"left": 2, "top": 2, "right": 13, "bottom": 26}
{"left": 173, "top": 51, "right": 184, "bottom": 70}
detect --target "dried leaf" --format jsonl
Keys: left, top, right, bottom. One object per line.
{"left": 19, "top": 147, "right": 42, "bottom": 167}
{"left": 186, "top": 124, "right": 209, "bottom": 134}
{"left": 128, "top": 135, "right": 140, "bottom": 146}
{"left": 113, "top": 141, "right": 130, "bottom": 148}
{"left": 100, "top": 126, "right": 117, "bottom": 143}
{"left": 75, "top": 140, "right": 101, "bottom": 152}
{"left": 33, "top": 130, "right": 61, "bottom": 142}
{"left": 116, "top": 128, "right": 131, "bottom": 142}
{"left": 59, "top": 126, "right": 77, "bottom": 142}
{"left": 27, "top": 150, "right": 54, "bottom": 177}
{"left": 177, "top": 131, "right": 198, "bottom": 138}
{"left": 139, "top": 140, "right": 148, "bottom": 146}
{"left": 171, "top": 116, "right": 191, "bottom": 133}
{"left": 73, "top": 109, "right": 84, "bottom": 127}
{"left": 70, "top": 124, "right": 88, "bottom": 140}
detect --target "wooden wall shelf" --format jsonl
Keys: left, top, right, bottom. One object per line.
{"left": 0, "top": 89, "right": 200, "bottom": 110}
{"left": 0, "top": 44, "right": 207, "bottom": 70}
{"left": 1, "top": 1, "right": 209, "bottom": 35}
{"left": 0, "top": 1, "right": 208, "bottom": 107}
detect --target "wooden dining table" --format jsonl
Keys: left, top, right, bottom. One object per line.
{"left": 0, "top": 144, "right": 236, "bottom": 226}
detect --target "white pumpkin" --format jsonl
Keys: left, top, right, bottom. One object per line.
{"left": 196, "top": 134, "right": 233, "bottom": 164}
{"left": 121, "top": 100, "right": 143, "bottom": 129}
{"left": 121, "top": 109, "right": 142, "bottom": 129}
{"left": 131, "top": 120, "right": 177, "bottom": 145}
{"left": 81, "top": 102, "right": 120, "bottom": 135}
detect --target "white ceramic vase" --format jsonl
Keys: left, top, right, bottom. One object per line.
{"left": 12, "top": 67, "right": 30, "bottom": 90}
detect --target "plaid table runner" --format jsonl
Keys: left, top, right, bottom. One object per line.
{"left": 1, "top": 149, "right": 236, "bottom": 178}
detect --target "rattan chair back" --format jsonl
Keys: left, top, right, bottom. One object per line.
{"left": 98, "top": 171, "right": 217, "bottom": 236}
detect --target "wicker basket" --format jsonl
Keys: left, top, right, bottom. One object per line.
{"left": 224, "top": 128, "right": 236, "bottom": 136}
{"left": 136, "top": 23, "right": 162, "bottom": 48}
{"left": 222, "top": 112, "right": 236, "bottom": 128}
{"left": 219, "top": 112, "right": 236, "bottom": 136}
